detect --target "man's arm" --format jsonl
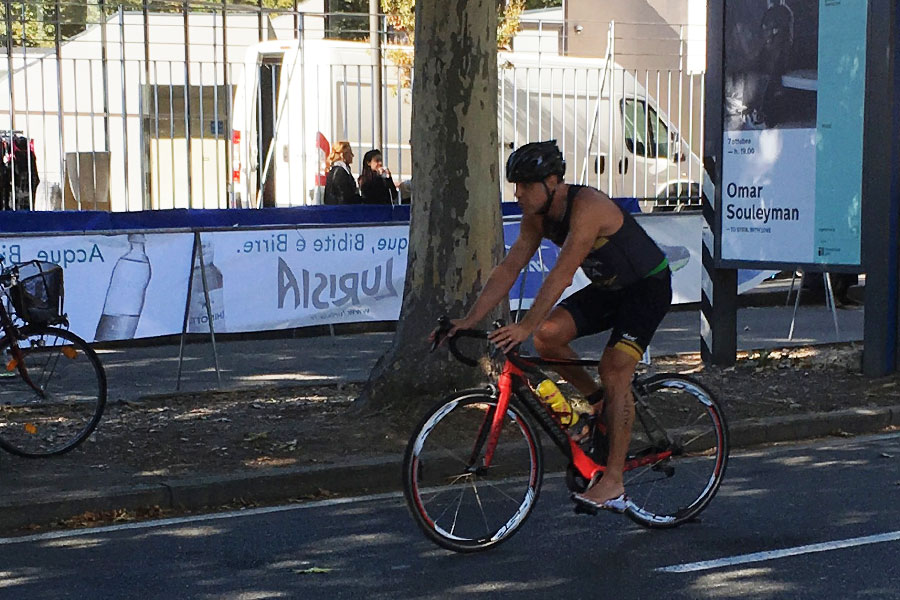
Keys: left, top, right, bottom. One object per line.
{"left": 490, "top": 190, "right": 621, "bottom": 352}
{"left": 455, "top": 215, "right": 542, "bottom": 329}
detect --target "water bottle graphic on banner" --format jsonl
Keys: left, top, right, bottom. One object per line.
{"left": 187, "top": 240, "right": 227, "bottom": 333}
{"left": 95, "top": 233, "right": 152, "bottom": 341}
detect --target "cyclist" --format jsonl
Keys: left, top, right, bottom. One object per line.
{"left": 441, "top": 140, "right": 672, "bottom": 513}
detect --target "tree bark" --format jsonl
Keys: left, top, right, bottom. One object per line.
{"left": 359, "top": 0, "right": 505, "bottom": 410}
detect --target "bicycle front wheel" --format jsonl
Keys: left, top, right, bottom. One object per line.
{"left": 0, "top": 326, "right": 107, "bottom": 457}
{"left": 402, "top": 390, "right": 543, "bottom": 553}
{"left": 624, "top": 374, "right": 728, "bottom": 528}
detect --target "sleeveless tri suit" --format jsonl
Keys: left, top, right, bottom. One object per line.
{"left": 546, "top": 185, "right": 672, "bottom": 360}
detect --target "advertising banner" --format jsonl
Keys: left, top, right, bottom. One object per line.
{"left": 721, "top": 0, "right": 867, "bottom": 267}
{"left": 505, "top": 214, "right": 704, "bottom": 307}
{"left": 1, "top": 212, "right": 772, "bottom": 342}
{"left": 193, "top": 226, "right": 408, "bottom": 333}
{"left": 0, "top": 233, "right": 193, "bottom": 342}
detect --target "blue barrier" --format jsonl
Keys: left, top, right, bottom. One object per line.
{"left": 0, "top": 205, "right": 409, "bottom": 233}
{"left": 0, "top": 198, "right": 641, "bottom": 233}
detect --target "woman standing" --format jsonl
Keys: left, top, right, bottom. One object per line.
{"left": 324, "top": 141, "right": 361, "bottom": 205}
{"left": 358, "top": 149, "right": 398, "bottom": 205}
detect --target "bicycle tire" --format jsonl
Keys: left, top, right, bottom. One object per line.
{"left": 402, "top": 389, "right": 543, "bottom": 553}
{"left": 0, "top": 326, "right": 107, "bottom": 457}
{"left": 624, "top": 374, "right": 728, "bottom": 528}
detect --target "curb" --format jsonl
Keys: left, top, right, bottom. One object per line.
{"left": 729, "top": 406, "right": 899, "bottom": 447}
{"left": 1, "top": 406, "right": 896, "bottom": 534}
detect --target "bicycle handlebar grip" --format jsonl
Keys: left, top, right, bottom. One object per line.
{"left": 430, "top": 315, "right": 452, "bottom": 352}
{"left": 0, "top": 264, "right": 13, "bottom": 288}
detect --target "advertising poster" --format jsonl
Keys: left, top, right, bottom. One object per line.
{"left": 721, "top": 0, "right": 866, "bottom": 266}
{"left": 0, "top": 233, "right": 193, "bottom": 342}
{"left": 195, "top": 226, "right": 409, "bottom": 333}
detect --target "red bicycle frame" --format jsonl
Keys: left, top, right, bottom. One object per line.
{"left": 477, "top": 354, "right": 673, "bottom": 483}
{"left": 476, "top": 357, "right": 602, "bottom": 484}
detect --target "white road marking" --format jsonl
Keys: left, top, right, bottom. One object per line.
{"left": 0, "top": 490, "right": 404, "bottom": 546}
{"left": 657, "top": 530, "right": 900, "bottom": 573}
{"left": 0, "top": 472, "right": 571, "bottom": 547}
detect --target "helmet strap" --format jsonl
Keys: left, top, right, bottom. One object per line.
{"left": 536, "top": 180, "right": 556, "bottom": 216}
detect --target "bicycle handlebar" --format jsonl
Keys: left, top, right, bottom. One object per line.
{"left": 431, "top": 316, "right": 541, "bottom": 373}
{"left": 0, "top": 261, "right": 16, "bottom": 289}
{"left": 431, "top": 316, "right": 487, "bottom": 367}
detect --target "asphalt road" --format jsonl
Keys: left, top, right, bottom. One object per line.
{"left": 2, "top": 432, "right": 897, "bottom": 599}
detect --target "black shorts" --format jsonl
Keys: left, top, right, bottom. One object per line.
{"left": 557, "top": 269, "right": 672, "bottom": 361}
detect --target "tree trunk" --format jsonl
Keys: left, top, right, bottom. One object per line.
{"left": 359, "top": 0, "right": 505, "bottom": 410}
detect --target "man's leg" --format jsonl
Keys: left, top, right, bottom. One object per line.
{"left": 579, "top": 346, "right": 638, "bottom": 504}
{"left": 532, "top": 307, "right": 599, "bottom": 397}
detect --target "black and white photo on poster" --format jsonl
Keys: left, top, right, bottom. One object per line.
{"left": 724, "top": 0, "right": 818, "bottom": 131}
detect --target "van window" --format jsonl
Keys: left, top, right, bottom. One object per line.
{"left": 621, "top": 99, "right": 669, "bottom": 159}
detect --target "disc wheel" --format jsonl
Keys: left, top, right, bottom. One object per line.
{"left": 0, "top": 326, "right": 107, "bottom": 457}
{"left": 402, "top": 390, "right": 543, "bottom": 553}
{"left": 624, "top": 374, "right": 728, "bottom": 528}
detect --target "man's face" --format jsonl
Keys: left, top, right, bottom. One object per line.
{"left": 513, "top": 177, "right": 551, "bottom": 215}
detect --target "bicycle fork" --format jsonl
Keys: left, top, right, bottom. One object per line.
{"left": 0, "top": 307, "right": 46, "bottom": 396}
{"left": 468, "top": 364, "right": 517, "bottom": 473}
{"left": 3, "top": 343, "right": 47, "bottom": 397}
{"left": 473, "top": 361, "right": 607, "bottom": 484}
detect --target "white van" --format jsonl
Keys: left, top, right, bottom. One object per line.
{"left": 497, "top": 52, "right": 704, "bottom": 211}
{"left": 231, "top": 39, "right": 704, "bottom": 210}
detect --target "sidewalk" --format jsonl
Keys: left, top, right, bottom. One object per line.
{"left": 95, "top": 276, "right": 865, "bottom": 402}
{"left": 1, "top": 280, "right": 893, "bottom": 535}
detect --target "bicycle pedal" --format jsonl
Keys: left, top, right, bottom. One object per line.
{"left": 573, "top": 503, "right": 598, "bottom": 516}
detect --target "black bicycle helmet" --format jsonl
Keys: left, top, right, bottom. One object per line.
{"left": 505, "top": 140, "right": 566, "bottom": 183}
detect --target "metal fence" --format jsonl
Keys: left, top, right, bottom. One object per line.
{"left": 0, "top": 3, "right": 705, "bottom": 213}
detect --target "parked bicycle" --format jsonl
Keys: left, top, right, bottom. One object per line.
{"left": 402, "top": 317, "right": 729, "bottom": 553}
{"left": 0, "top": 258, "right": 107, "bottom": 457}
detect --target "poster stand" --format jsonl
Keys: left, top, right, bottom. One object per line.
{"left": 176, "top": 231, "right": 223, "bottom": 390}
{"left": 786, "top": 270, "right": 840, "bottom": 341}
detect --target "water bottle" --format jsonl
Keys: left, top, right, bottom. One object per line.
{"left": 536, "top": 379, "right": 580, "bottom": 429}
{"left": 188, "top": 241, "right": 227, "bottom": 333}
{"left": 95, "top": 233, "right": 152, "bottom": 341}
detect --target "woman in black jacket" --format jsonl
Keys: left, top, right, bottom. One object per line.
{"left": 324, "top": 141, "right": 362, "bottom": 205}
{"left": 358, "top": 149, "right": 397, "bottom": 205}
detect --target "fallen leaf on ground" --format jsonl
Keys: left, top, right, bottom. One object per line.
{"left": 294, "top": 567, "right": 333, "bottom": 574}
{"left": 273, "top": 439, "right": 298, "bottom": 450}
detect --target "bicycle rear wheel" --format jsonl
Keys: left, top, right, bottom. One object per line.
{"left": 402, "top": 390, "right": 543, "bottom": 553}
{"left": 624, "top": 374, "right": 728, "bottom": 528}
{"left": 0, "top": 326, "right": 107, "bottom": 457}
